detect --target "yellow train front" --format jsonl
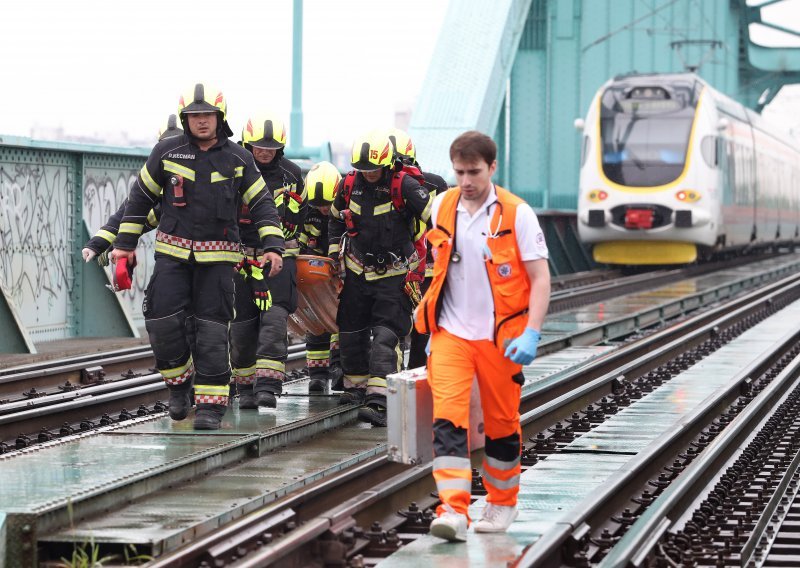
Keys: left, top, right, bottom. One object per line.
{"left": 577, "top": 72, "right": 800, "bottom": 265}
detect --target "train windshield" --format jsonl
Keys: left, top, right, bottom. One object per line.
{"left": 600, "top": 83, "right": 699, "bottom": 187}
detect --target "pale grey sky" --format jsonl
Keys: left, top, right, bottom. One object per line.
{"left": 748, "top": 0, "right": 800, "bottom": 47}
{"left": 1, "top": 0, "right": 449, "bottom": 146}
{"left": 1, "top": 0, "right": 798, "bottom": 147}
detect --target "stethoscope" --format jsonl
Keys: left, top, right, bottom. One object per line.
{"left": 448, "top": 199, "right": 505, "bottom": 264}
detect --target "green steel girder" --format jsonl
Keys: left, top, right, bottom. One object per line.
{"left": 409, "top": 0, "right": 534, "bottom": 184}
{"left": 287, "top": 0, "right": 332, "bottom": 163}
{"left": 0, "top": 286, "right": 35, "bottom": 354}
{"left": 0, "top": 136, "right": 147, "bottom": 351}
{"left": 740, "top": 0, "right": 800, "bottom": 109}
{"left": 78, "top": 223, "right": 139, "bottom": 339}
{"left": 538, "top": 212, "right": 596, "bottom": 276}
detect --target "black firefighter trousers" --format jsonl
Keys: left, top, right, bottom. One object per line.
{"left": 230, "top": 257, "right": 297, "bottom": 396}
{"left": 143, "top": 256, "right": 234, "bottom": 409}
{"left": 336, "top": 270, "right": 412, "bottom": 402}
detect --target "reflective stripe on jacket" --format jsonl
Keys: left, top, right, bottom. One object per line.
{"left": 414, "top": 186, "right": 530, "bottom": 350}
{"left": 115, "top": 134, "right": 284, "bottom": 261}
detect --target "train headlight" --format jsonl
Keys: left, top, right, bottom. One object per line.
{"left": 588, "top": 190, "right": 608, "bottom": 202}
{"left": 676, "top": 190, "right": 701, "bottom": 203}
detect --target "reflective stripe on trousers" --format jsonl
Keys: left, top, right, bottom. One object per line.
{"left": 432, "top": 456, "right": 472, "bottom": 518}
{"left": 429, "top": 327, "right": 524, "bottom": 512}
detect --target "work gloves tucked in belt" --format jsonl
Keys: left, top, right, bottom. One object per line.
{"left": 504, "top": 328, "right": 541, "bottom": 365}
{"left": 235, "top": 259, "right": 273, "bottom": 311}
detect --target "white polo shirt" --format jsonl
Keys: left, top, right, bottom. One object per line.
{"left": 431, "top": 185, "right": 548, "bottom": 341}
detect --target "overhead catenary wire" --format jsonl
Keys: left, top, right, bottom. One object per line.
{"left": 582, "top": 0, "right": 682, "bottom": 52}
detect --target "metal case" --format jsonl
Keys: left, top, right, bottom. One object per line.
{"left": 387, "top": 367, "right": 484, "bottom": 465}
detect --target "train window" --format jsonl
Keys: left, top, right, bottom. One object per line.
{"left": 599, "top": 91, "right": 695, "bottom": 186}
{"left": 580, "top": 135, "right": 590, "bottom": 168}
{"left": 701, "top": 136, "right": 718, "bottom": 168}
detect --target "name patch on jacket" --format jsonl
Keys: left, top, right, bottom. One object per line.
{"left": 168, "top": 153, "right": 195, "bottom": 160}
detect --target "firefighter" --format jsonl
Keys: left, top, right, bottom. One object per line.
{"left": 385, "top": 128, "right": 449, "bottom": 369}
{"left": 81, "top": 115, "right": 183, "bottom": 265}
{"left": 233, "top": 114, "right": 307, "bottom": 409}
{"left": 416, "top": 131, "right": 550, "bottom": 540}
{"left": 299, "top": 161, "right": 344, "bottom": 392}
{"left": 328, "top": 130, "right": 432, "bottom": 427}
{"left": 111, "top": 84, "right": 284, "bottom": 430}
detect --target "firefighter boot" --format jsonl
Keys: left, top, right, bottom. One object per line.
{"left": 338, "top": 387, "right": 366, "bottom": 406}
{"left": 194, "top": 403, "right": 226, "bottom": 430}
{"left": 358, "top": 393, "right": 387, "bottom": 427}
{"left": 254, "top": 376, "right": 281, "bottom": 411}
{"left": 237, "top": 384, "right": 257, "bottom": 409}
{"left": 256, "top": 391, "right": 277, "bottom": 409}
{"left": 168, "top": 384, "right": 193, "bottom": 421}
{"left": 307, "top": 365, "right": 328, "bottom": 393}
{"left": 328, "top": 365, "right": 344, "bottom": 391}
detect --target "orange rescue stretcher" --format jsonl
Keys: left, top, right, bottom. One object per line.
{"left": 288, "top": 255, "right": 342, "bottom": 336}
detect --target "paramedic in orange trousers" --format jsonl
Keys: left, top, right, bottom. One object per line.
{"left": 414, "top": 130, "right": 551, "bottom": 541}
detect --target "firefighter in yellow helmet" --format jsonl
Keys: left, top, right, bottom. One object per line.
{"left": 298, "top": 161, "right": 344, "bottom": 392}
{"left": 385, "top": 128, "right": 450, "bottom": 370}
{"left": 230, "top": 114, "right": 307, "bottom": 410}
{"left": 82, "top": 116, "right": 183, "bottom": 265}
{"left": 158, "top": 114, "right": 184, "bottom": 141}
{"left": 111, "top": 84, "right": 284, "bottom": 430}
{"left": 328, "top": 130, "right": 433, "bottom": 426}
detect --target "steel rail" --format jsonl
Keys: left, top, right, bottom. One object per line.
{"left": 0, "top": 345, "right": 153, "bottom": 377}
{"left": 512, "top": 282, "right": 800, "bottom": 567}
{"left": 142, "top": 454, "right": 405, "bottom": 568}
{"left": 598, "top": 343, "right": 800, "bottom": 567}
{"left": 546, "top": 252, "right": 786, "bottom": 313}
{"left": 520, "top": 270, "right": 800, "bottom": 427}
{"left": 0, "top": 348, "right": 310, "bottom": 447}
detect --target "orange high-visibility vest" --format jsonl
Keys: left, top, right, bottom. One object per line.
{"left": 414, "top": 186, "right": 531, "bottom": 350}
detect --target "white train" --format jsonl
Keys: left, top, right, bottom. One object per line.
{"left": 576, "top": 72, "right": 800, "bottom": 265}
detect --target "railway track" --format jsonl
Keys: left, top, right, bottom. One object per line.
{"left": 0, "top": 267, "right": 639, "bottom": 453}
{"left": 7, "top": 254, "right": 800, "bottom": 566}
{"left": 134, "top": 270, "right": 800, "bottom": 567}
{"left": 0, "top": 344, "right": 309, "bottom": 451}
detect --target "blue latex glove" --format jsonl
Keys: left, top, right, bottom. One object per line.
{"left": 504, "top": 328, "right": 541, "bottom": 365}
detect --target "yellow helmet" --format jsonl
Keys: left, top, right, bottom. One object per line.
{"left": 242, "top": 115, "right": 287, "bottom": 149}
{"left": 177, "top": 83, "right": 233, "bottom": 136}
{"left": 305, "top": 161, "right": 341, "bottom": 206}
{"left": 387, "top": 127, "right": 416, "bottom": 164}
{"left": 350, "top": 130, "right": 395, "bottom": 172}
{"left": 158, "top": 114, "right": 183, "bottom": 141}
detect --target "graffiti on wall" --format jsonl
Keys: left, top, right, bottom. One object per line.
{"left": 83, "top": 168, "right": 152, "bottom": 326}
{"left": 0, "top": 161, "right": 71, "bottom": 338}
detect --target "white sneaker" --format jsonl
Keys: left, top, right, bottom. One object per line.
{"left": 429, "top": 505, "right": 468, "bottom": 542}
{"left": 473, "top": 504, "right": 518, "bottom": 533}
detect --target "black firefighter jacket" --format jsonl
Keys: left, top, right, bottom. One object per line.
{"left": 115, "top": 134, "right": 284, "bottom": 263}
